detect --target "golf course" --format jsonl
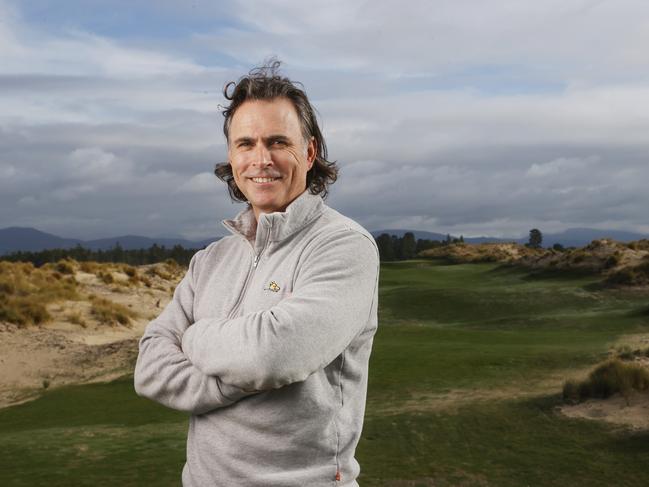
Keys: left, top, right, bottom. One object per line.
{"left": 1, "top": 259, "right": 648, "bottom": 486}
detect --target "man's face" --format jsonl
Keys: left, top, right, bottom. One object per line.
{"left": 228, "top": 98, "right": 316, "bottom": 219}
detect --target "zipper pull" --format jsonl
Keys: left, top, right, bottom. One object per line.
{"left": 253, "top": 254, "right": 260, "bottom": 267}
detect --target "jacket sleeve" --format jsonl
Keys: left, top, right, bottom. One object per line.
{"left": 133, "top": 247, "right": 256, "bottom": 414}
{"left": 181, "top": 229, "right": 380, "bottom": 391}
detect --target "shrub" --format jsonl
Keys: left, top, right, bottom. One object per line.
{"left": 122, "top": 265, "right": 137, "bottom": 278}
{"left": 562, "top": 380, "right": 588, "bottom": 404}
{"left": 636, "top": 260, "right": 649, "bottom": 278}
{"left": 90, "top": 296, "right": 136, "bottom": 327}
{"left": 571, "top": 252, "right": 586, "bottom": 264}
{"left": 0, "top": 281, "right": 16, "bottom": 295}
{"left": 127, "top": 273, "right": 140, "bottom": 286}
{"left": 98, "top": 272, "right": 114, "bottom": 284}
{"left": 0, "top": 297, "right": 51, "bottom": 327}
{"left": 616, "top": 346, "right": 635, "bottom": 360}
{"left": 604, "top": 267, "right": 637, "bottom": 286}
{"left": 604, "top": 255, "right": 619, "bottom": 269}
{"left": 563, "top": 359, "right": 649, "bottom": 405}
{"left": 146, "top": 265, "right": 172, "bottom": 280}
{"left": 80, "top": 261, "right": 100, "bottom": 273}
{"left": 55, "top": 260, "right": 75, "bottom": 275}
{"left": 67, "top": 311, "right": 87, "bottom": 328}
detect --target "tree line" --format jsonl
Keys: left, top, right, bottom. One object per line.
{"left": 374, "top": 232, "right": 464, "bottom": 261}
{"left": 1, "top": 229, "right": 553, "bottom": 266}
{"left": 4, "top": 234, "right": 458, "bottom": 266}
{"left": 1, "top": 243, "right": 201, "bottom": 267}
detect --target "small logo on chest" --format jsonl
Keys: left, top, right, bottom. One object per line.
{"left": 265, "top": 281, "right": 281, "bottom": 292}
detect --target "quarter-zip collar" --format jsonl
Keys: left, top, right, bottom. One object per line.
{"left": 222, "top": 190, "right": 325, "bottom": 250}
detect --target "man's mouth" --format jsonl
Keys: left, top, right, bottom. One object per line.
{"left": 250, "top": 177, "right": 281, "bottom": 183}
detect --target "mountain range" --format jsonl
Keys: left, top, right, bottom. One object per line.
{"left": 1, "top": 226, "right": 647, "bottom": 255}
{"left": 0, "top": 227, "right": 218, "bottom": 255}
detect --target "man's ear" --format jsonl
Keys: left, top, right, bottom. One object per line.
{"left": 306, "top": 137, "right": 316, "bottom": 170}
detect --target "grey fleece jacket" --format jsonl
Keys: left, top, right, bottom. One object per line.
{"left": 133, "top": 190, "right": 380, "bottom": 487}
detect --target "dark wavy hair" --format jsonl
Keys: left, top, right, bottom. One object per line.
{"left": 214, "top": 59, "right": 338, "bottom": 202}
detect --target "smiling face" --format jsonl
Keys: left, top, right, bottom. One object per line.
{"left": 227, "top": 98, "right": 316, "bottom": 220}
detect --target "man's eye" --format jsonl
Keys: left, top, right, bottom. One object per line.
{"left": 271, "top": 140, "right": 286, "bottom": 146}
{"left": 238, "top": 141, "right": 251, "bottom": 148}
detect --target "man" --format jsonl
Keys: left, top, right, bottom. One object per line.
{"left": 134, "top": 61, "right": 379, "bottom": 487}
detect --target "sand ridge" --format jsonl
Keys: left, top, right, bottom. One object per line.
{"left": 0, "top": 261, "right": 184, "bottom": 409}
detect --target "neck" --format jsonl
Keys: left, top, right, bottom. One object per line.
{"left": 251, "top": 189, "right": 308, "bottom": 221}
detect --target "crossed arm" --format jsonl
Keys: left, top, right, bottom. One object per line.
{"left": 133, "top": 247, "right": 254, "bottom": 414}
{"left": 134, "top": 230, "right": 379, "bottom": 413}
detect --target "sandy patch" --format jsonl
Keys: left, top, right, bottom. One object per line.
{"left": 559, "top": 392, "right": 649, "bottom": 430}
{"left": 0, "top": 263, "right": 183, "bottom": 409}
{"left": 0, "top": 322, "right": 139, "bottom": 408}
{"left": 556, "top": 335, "right": 649, "bottom": 430}
{"left": 372, "top": 386, "right": 548, "bottom": 416}
{"left": 371, "top": 367, "right": 594, "bottom": 416}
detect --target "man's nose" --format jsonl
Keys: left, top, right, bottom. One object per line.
{"left": 253, "top": 143, "right": 272, "bottom": 167}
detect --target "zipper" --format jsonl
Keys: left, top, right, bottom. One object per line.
{"left": 226, "top": 224, "right": 272, "bottom": 319}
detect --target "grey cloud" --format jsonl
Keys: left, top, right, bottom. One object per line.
{"left": 329, "top": 143, "right": 649, "bottom": 237}
{"left": 197, "top": 0, "right": 649, "bottom": 84}
{"left": 2, "top": 0, "right": 649, "bottom": 240}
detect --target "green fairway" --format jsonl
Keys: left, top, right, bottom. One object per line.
{"left": 1, "top": 260, "right": 648, "bottom": 486}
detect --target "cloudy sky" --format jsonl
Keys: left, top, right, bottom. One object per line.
{"left": 1, "top": 0, "right": 648, "bottom": 240}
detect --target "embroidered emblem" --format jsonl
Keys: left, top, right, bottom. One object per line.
{"left": 266, "top": 281, "right": 281, "bottom": 292}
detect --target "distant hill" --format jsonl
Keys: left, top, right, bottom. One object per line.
{"left": 0, "top": 227, "right": 82, "bottom": 254}
{"left": 370, "top": 227, "right": 649, "bottom": 248}
{"left": 0, "top": 227, "right": 219, "bottom": 255}
{"left": 3, "top": 226, "right": 648, "bottom": 255}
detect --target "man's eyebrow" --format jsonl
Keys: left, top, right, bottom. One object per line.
{"left": 265, "top": 134, "right": 291, "bottom": 143}
{"left": 233, "top": 136, "right": 254, "bottom": 145}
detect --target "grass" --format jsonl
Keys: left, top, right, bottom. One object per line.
{"left": 0, "top": 378, "right": 186, "bottom": 487}
{"left": 98, "top": 271, "right": 114, "bottom": 284}
{"left": 79, "top": 261, "right": 101, "bottom": 274}
{"left": 1, "top": 259, "right": 649, "bottom": 485}
{"left": 66, "top": 311, "right": 86, "bottom": 328}
{"left": 89, "top": 295, "right": 137, "bottom": 327}
{"left": 358, "top": 398, "right": 649, "bottom": 487}
{"left": 0, "top": 261, "right": 78, "bottom": 326}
